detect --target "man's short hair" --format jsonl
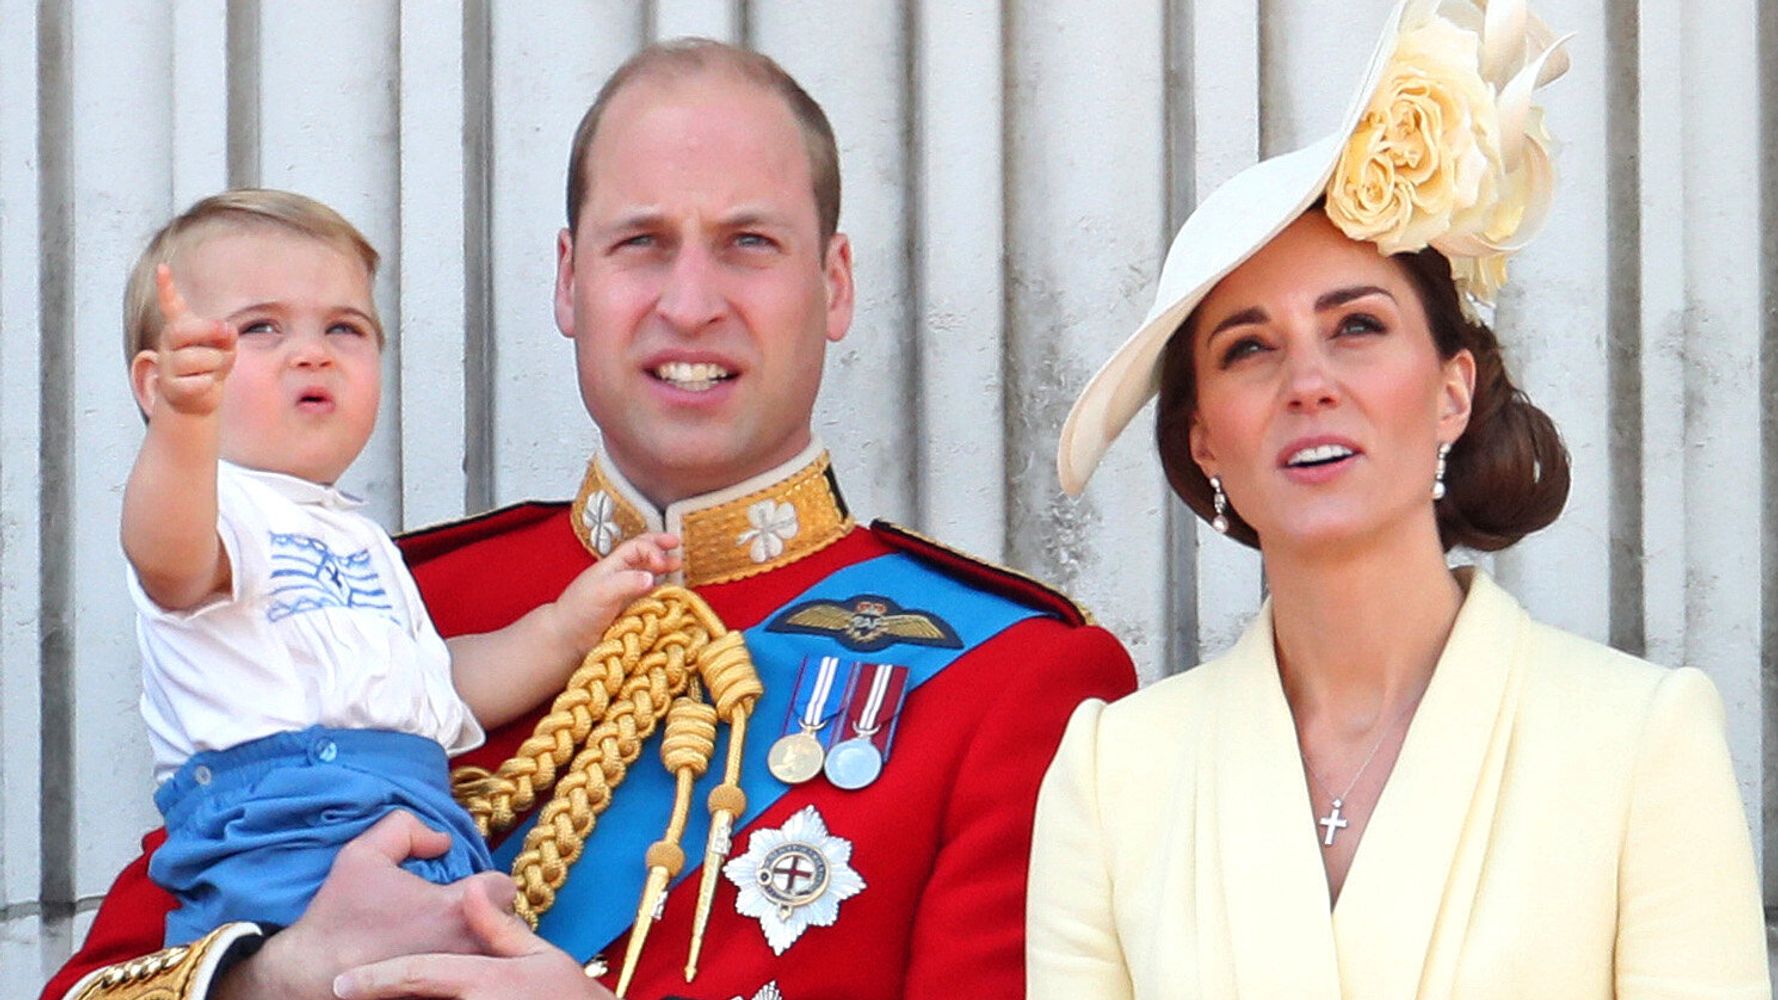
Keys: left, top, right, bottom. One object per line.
{"left": 564, "top": 39, "right": 841, "bottom": 243}
{"left": 123, "top": 188, "right": 383, "bottom": 366}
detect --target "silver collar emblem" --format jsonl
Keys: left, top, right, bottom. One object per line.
{"left": 724, "top": 806, "right": 865, "bottom": 954}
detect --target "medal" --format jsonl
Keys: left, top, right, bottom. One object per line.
{"left": 822, "top": 662, "right": 906, "bottom": 791}
{"left": 822, "top": 738, "right": 882, "bottom": 790}
{"left": 767, "top": 730, "right": 825, "bottom": 784}
{"left": 724, "top": 806, "right": 865, "bottom": 954}
{"left": 767, "top": 656, "right": 845, "bottom": 784}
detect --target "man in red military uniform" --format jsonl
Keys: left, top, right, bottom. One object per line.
{"left": 46, "top": 40, "right": 1134, "bottom": 1000}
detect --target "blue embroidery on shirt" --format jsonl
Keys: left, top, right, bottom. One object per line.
{"left": 265, "top": 532, "right": 399, "bottom": 624}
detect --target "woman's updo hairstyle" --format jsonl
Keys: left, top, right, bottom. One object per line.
{"left": 1155, "top": 236, "right": 1571, "bottom": 553}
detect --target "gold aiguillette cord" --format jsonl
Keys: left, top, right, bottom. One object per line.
{"left": 616, "top": 634, "right": 762, "bottom": 996}
{"left": 617, "top": 695, "right": 712, "bottom": 997}
{"left": 686, "top": 709, "right": 749, "bottom": 981}
{"left": 448, "top": 585, "right": 762, "bottom": 993}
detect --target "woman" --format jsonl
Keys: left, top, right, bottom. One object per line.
{"left": 1028, "top": 1, "right": 1769, "bottom": 997}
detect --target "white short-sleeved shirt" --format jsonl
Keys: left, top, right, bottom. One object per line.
{"left": 133, "top": 461, "right": 483, "bottom": 783}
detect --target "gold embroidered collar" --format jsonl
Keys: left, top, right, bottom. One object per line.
{"left": 570, "top": 439, "right": 855, "bottom": 587}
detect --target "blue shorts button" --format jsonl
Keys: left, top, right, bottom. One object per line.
{"left": 316, "top": 739, "right": 338, "bottom": 763}
{"left": 192, "top": 765, "right": 213, "bottom": 785}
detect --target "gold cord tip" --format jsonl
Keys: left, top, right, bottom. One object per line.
{"left": 685, "top": 808, "right": 735, "bottom": 985}
{"left": 616, "top": 866, "right": 673, "bottom": 998}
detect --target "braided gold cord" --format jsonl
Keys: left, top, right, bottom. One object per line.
{"left": 507, "top": 614, "right": 694, "bottom": 922}
{"left": 449, "top": 585, "right": 758, "bottom": 928}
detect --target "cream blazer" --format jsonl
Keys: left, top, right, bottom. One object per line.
{"left": 1028, "top": 570, "right": 1769, "bottom": 999}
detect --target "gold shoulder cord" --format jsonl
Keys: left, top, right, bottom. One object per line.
{"left": 450, "top": 585, "right": 762, "bottom": 996}
{"left": 63, "top": 923, "right": 260, "bottom": 1000}
{"left": 67, "top": 943, "right": 200, "bottom": 1000}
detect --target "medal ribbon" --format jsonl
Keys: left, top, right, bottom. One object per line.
{"left": 785, "top": 655, "right": 846, "bottom": 740}
{"left": 841, "top": 663, "right": 908, "bottom": 757}
{"left": 853, "top": 664, "right": 893, "bottom": 733}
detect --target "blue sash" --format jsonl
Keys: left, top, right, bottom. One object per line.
{"left": 489, "top": 551, "right": 1042, "bottom": 959}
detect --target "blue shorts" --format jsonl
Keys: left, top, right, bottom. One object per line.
{"left": 150, "top": 725, "right": 496, "bottom": 947}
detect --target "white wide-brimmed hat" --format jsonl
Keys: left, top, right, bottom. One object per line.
{"left": 1056, "top": 0, "right": 1571, "bottom": 495}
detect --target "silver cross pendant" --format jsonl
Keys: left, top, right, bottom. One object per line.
{"left": 1318, "top": 798, "right": 1350, "bottom": 847}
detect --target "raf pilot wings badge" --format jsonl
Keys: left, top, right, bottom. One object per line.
{"left": 764, "top": 594, "right": 963, "bottom": 653}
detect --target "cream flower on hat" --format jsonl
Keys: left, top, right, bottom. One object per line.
{"left": 1055, "top": 0, "right": 1571, "bottom": 495}
{"left": 1327, "top": 0, "right": 1568, "bottom": 316}
{"left": 1327, "top": 17, "right": 1503, "bottom": 256}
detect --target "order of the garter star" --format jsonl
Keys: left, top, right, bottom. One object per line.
{"left": 723, "top": 806, "right": 865, "bottom": 955}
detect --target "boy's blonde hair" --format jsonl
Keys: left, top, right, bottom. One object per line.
{"left": 123, "top": 189, "right": 383, "bottom": 365}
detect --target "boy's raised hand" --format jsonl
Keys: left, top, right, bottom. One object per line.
{"left": 149, "top": 263, "right": 237, "bottom": 416}
{"left": 553, "top": 533, "right": 682, "bottom": 654}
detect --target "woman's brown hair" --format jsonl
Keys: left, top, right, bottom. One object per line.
{"left": 1155, "top": 237, "right": 1571, "bottom": 552}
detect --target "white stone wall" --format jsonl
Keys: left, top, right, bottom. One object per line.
{"left": 2, "top": 0, "right": 1772, "bottom": 991}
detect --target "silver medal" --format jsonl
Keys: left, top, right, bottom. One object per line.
{"left": 822, "top": 736, "right": 883, "bottom": 790}
{"left": 824, "top": 663, "right": 898, "bottom": 790}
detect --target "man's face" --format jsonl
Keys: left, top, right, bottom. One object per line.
{"left": 555, "top": 73, "right": 854, "bottom": 505}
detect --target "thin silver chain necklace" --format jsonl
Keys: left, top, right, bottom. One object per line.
{"left": 1300, "top": 698, "right": 1421, "bottom": 848}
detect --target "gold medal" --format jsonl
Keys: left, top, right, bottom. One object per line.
{"left": 769, "top": 655, "right": 846, "bottom": 784}
{"left": 768, "top": 728, "right": 827, "bottom": 784}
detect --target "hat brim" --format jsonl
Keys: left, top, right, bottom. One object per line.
{"left": 1055, "top": 0, "right": 1412, "bottom": 496}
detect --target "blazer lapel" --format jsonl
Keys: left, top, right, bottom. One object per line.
{"left": 1204, "top": 605, "right": 1344, "bottom": 999}
{"left": 1330, "top": 569, "right": 1527, "bottom": 998}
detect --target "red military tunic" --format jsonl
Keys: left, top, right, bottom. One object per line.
{"left": 46, "top": 447, "right": 1135, "bottom": 1000}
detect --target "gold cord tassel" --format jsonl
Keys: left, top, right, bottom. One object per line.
{"left": 685, "top": 655, "right": 760, "bottom": 980}
{"left": 615, "top": 695, "right": 717, "bottom": 997}
{"left": 450, "top": 586, "right": 758, "bottom": 936}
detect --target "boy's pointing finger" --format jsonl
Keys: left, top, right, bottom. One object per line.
{"left": 153, "top": 264, "right": 189, "bottom": 323}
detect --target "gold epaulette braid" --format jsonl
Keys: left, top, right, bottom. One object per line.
{"left": 64, "top": 922, "right": 261, "bottom": 1000}
{"left": 449, "top": 585, "right": 760, "bottom": 937}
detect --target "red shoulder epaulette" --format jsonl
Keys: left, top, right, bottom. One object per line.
{"left": 868, "top": 519, "right": 1095, "bottom": 627}
{"left": 395, "top": 500, "right": 568, "bottom": 565}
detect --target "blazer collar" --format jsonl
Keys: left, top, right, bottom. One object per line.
{"left": 1210, "top": 608, "right": 1344, "bottom": 998}
{"left": 568, "top": 438, "right": 855, "bottom": 588}
{"left": 1330, "top": 567, "right": 1527, "bottom": 996}
{"left": 1208, "top": 567, "right": 1527, "bottom": 998}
